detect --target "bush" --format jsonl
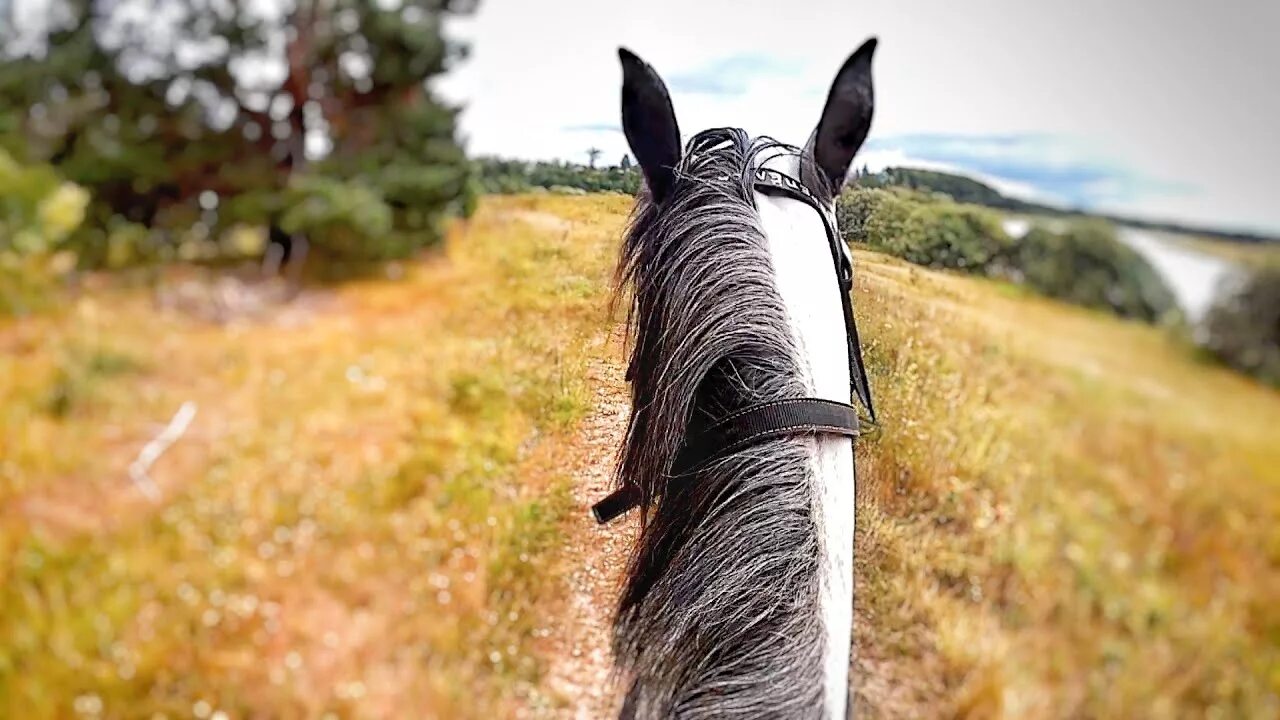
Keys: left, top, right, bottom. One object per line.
{"left": 837, "top": 185, "right": 1178, "bottom": 324}
{"left": 897, "top": 203, "right": 1012, "bottom": 272}
{"left": 1199, "top": 265, "right": 1280, "bottom": 386}
{"left": 838, "top": 187, "right": 1011, "bottom": 274}
{"left": 0, "top": 151, "right": 87, "bottom": 315}
{"left": 1010, "top": 220, "right": 1178, "bottom": 322}
{"left": 279, "top": 176, "right": 398, "bottom": 260}
{"left": 837, "top": 186, "right": 912, "bottom": 246}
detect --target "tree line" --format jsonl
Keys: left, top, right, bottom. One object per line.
{"left": 473, "top": 155, "right": 641, "bottom": 195}
{"left": 857, "top": 166, "right": 1277, "bottom": 245}
{"left": 837, "top": 185, "right": 1279, "bottom": 387}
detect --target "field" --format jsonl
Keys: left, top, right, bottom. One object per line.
{"left": 2, "top": 194, "right": 1278, "bottom": 718}
{"left": 1169, "top": 234, "right": 1280, "bottom": 268}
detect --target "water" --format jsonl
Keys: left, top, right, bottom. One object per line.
{"left": 1001, "top": 217, "right": 1032, "bottom": 239}
{"left": 999, "top": 216, "right": 1241, "bottom": 325}
{"left": 1115, "top": 229, "right": 1239, "bottom": 324}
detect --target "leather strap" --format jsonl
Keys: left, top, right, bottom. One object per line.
{"left": 591, "top": 398, "right": 860, "bottom": 524}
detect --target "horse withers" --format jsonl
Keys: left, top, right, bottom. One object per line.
{"left": 598, "top": 39, "right": 879, "bottom": 720}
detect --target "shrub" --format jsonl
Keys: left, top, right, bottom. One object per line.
{"left": 0, "top": 151, "right": 87, "bottom": 315}
{"left": 838, "top": 187, "right": 1011, "bottom": 274}
{"left": 1010, "top": 220, "right": 1178, "bottom": 322}
{"left": 896, "top": 202, "right": 1012, "bottom": 272}
{"left": 279, "top": 176, "right": 399, "bottom": 260}
{"left": 837, "top": 185, "right": 1178, "bottom": 325}
{"left": 1199, "top": 265, "right": 1280, "bottom": 386}
{"left": 839, "top": 186, "right": 902, "bottom": 246}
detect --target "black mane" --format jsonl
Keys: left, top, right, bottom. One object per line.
{"left": 610, "top": 127, "right": 833, "bottom": 718}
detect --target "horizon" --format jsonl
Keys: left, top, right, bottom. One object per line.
{"left": 471, "top": 154, "right": 1279, "bottom": 242}
{"left": 437, "top": 0, "right": 1280, "bottom": 239}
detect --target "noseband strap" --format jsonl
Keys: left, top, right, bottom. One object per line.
{"left": 593, "top": 166, "right": 877, "bottom": 524}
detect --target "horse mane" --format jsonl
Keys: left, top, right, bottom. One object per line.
{"left": 609, "top": 127, "right": 833, "bottom": 717}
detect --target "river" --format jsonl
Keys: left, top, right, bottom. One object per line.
{"left": 999, "top": 217, "right": 1241, "bottom": 325}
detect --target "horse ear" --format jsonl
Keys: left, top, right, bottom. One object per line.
{"left": 806, "top": 38, "right": 877, "bottom": 195}
{"left": 619, "top": 47, "right": 682, "bottom": 203}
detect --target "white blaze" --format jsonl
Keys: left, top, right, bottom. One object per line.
{"left": 754, "top": 156, "right": 856, "bottom": 720}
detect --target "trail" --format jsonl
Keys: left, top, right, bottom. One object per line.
{"left": 537, "top": 332, "right": 637, "bottom": 718}
{"left": 531, "top": 323, "right": 897, "bottom": 718}
{"left": 536, "top": 334, "right": 901, "bottom": 718}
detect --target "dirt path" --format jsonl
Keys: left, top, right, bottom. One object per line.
{"left": 537, "top": 332, "right": 637, "bottom": 718}
{"left": 536, "top": 326, "right": 895, "bottom": 719}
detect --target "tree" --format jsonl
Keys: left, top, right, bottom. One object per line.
{"left": 586, "top": 147, "right": 602, "bottom": 169}
{"left": 620, "top": 154, "right": 632, "bottom": 170}
{"left": 0, "top": 0, "right": 481, "bottom": 268}
{"left": 1199, "top": 264, "right": 1280, "bottom": 385}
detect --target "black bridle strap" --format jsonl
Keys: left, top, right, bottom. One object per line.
{"left": 682, "top": 397, "right": 860, "bottom": 460}
{"left": 595, "top": 165, "right": 878, "bottom": 525}
{"left": 591, "top": 398, "right": 860, "bottom": 524}
{"left": 753, "top": 168, "right": 876, "bottom": 423}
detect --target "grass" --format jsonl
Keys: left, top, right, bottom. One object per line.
{"left": 3, "top": 193, "right": 1278, "bottom": 718}
{"left": 0, "top": 194, "right": 631, "bottom": 718}
{"left": 850, "top": 250, "right": 1280, "bottom": 718}
{"left": 1168, "top": 234, "right": 1280, "bottom": 267}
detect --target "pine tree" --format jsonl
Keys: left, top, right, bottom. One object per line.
{"left": 0, "top": 0, "right": 480, "bottom": 267}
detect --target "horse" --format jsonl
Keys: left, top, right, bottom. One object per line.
{"left": 592, "top": 38, "right": 879, "bottom": 719}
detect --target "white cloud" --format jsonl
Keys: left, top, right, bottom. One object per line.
{"left": 437, "top": 0, "right": 1280, "bottom": 234}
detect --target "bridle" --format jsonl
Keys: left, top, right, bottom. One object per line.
{"left": 592, "top": 166, "right": 877, "bottom": 524}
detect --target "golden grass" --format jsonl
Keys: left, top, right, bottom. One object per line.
{"left": 851, "top": 251, "right": 1280, "bottom": 718}
{"left": 0, "top": 194, "right": 632, "bottom": 718}
{"left": 1167, "top": 234, "right": 1280, "bottom": 267}
{"left": 4, "top": 193, "right": 1278, "bottom": 718}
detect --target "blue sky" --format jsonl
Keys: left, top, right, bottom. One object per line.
{"left": 437, "top": 0, "right": 1280, "bottom": 236}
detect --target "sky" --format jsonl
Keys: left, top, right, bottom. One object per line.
{"left": 434, "top": 0, "right": 1280, "bottom": 237}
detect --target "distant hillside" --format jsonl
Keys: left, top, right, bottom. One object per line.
{"left": 472, "top": 155, "right": 1276, "bottom": 245}
{"left": 856, "top": 166, "right": 1278, "bottom": 244}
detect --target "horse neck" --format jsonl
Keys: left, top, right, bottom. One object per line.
{"left": 613, "top": 182, "right": 856, "bottom": 718}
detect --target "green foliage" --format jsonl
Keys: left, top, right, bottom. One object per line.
{"left": 858, "top": 166, "right": 1019, "bottom": 210}
{"left": 474, "top": 156, "right": 641, "bottom": 195}
{"left": 1010, "top": 220, "right": 1179, "bottom": 322}
{"left": 840, "top": 186, "right": 1011, "bottom": 273}
{"left": 837, "top": 185, "right": 908, "bottom": 245}
{"left": 898, "top": 202, "right": 1011, "bottom": 272}
{"left": 0, "top": 151, "right": 88, "bottom": 254}
{"left": 1199, "top": 265, "right": 1280, "bottom": 386}
{"left": 0, "top": 150, "right": 85, "bottom": 315}
{"left": 280, "top": 176, "right": 395, "bottom": 259}
{"left": 0, "top": 0, "right": 479, "bottom": 268}
{"left": 856, "top": 166, "right": 1276, "bottom": 245}
{"left": 837, "top": 186, "right": 1177, "bottom": 324}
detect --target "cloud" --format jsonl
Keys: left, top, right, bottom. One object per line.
{"left": 562, "top": 122, "right": 621, "bottom": 133}
{"left": 866, "top": 133, "right": 1196, "bottom": 210}
{"left": 666, "top": 54, "right": 804, "bottom": 97}
{"left": 436, "top": 0, "right": 1280, "bottom": 234}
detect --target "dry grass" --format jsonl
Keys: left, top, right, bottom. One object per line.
{"left": 851, "top": 252, "right": 1280, "bottom": 718}
{"left": 4, "top": 193, "right": 1278, "bottom": 719}
{"left": 0, "top": 194, "right": 633, "bottom": 719}
{"left": 1168, "top": 234, "right": 1280, "bottom": 267}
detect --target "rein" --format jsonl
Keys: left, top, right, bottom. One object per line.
{"left": 592, "top": 168, "right": 877, "bottom": 524}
